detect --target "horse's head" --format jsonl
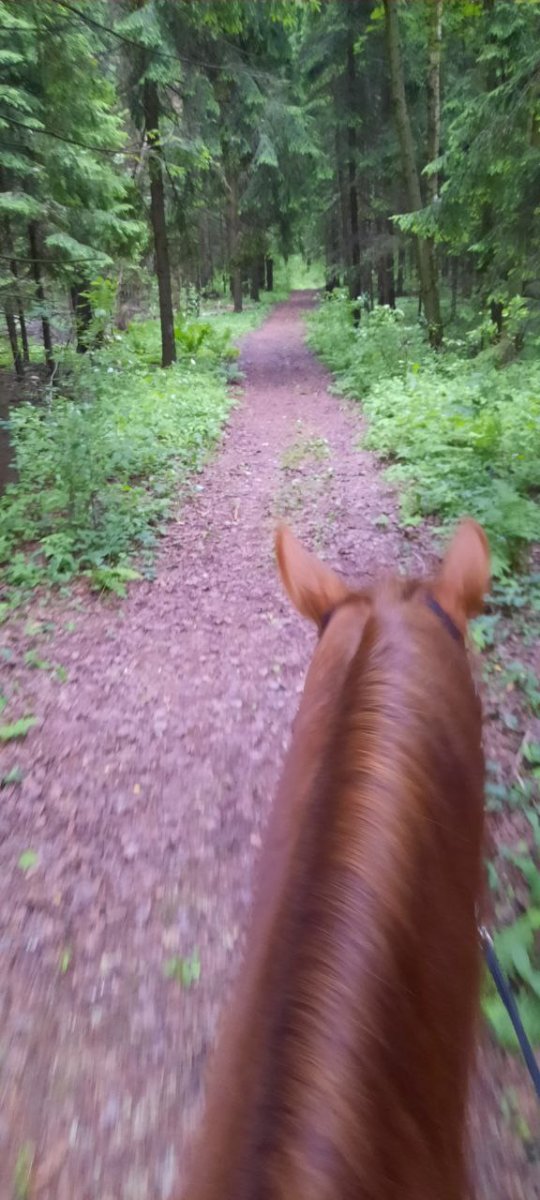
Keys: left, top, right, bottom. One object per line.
{"left": 276, "top": 517, "right": 490, "bottom": 655}
{"left": 185, "top": 520, "right": 490, "bottom": 1200}
{"left": 274, "top": 517, "right": 492, "bottom": 820}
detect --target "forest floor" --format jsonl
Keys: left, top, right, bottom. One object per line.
{"left": 0, "top": 291, "right": 538, "bottom": 1199}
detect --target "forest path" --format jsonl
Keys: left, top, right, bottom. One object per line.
{"left": 0, "top": 292, "right": 534, "bottom": 1199}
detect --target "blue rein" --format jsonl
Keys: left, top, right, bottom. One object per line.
{"left": 480, "top": 926, "right": 540, "bottom": 1101}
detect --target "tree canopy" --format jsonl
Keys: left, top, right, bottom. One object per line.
{"left": 1, "top": 0, "right": 539, "bottom": 363}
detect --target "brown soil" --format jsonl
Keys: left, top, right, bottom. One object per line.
{"left": 0, "top": 292, "right": 538, "bottom": 1199}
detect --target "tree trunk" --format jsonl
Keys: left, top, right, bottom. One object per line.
{"left": 383, "top": 0, "right": 442, "bottom": 347}
{"left": 490, "top": 298, "right": 503, "bottom": 338}
{"left": 476, "top": 12, "right": 503, "bottom": 313}
{"left": 17, "top": 293, "right": 30, "bottom": 364}
{"left": 346, "top": 31, "right": 362, "bottom": 307}
{"left": 228, "top": 174, "right": 242, "bottom": 313}
{"left": 265, "top": 256, "right": 274, "bottom": 291}
{"left": 450, "top": 257, "right": 459, "bottom": 320}
{"left": 425, "top": 0, "right": 443, "bottom": 341}
{"left": 1, "top": 200, "right": 29, "bottom": 365}
{"left": 378, "top": 257, "right": 396, "bottom": 308}
{"left": 396, "top": 244, "right": 405, "bottom": 295}
{"left": 8, "top": 260, "right": 29, "bottom": 365}
{"left": 336, "top": 131, "right": 350, "bottom": 283}
{"left": 4, "top": 303, "right": 23, "bottom": 379}
{"left": 460, "top": 257, "right": 472, "bottom": 298}
{"left": 200, "top": 211, "right": 213, "bottom": 289}
{"left": 377, "top": 259, "right": 386, "bottom": 307}
{"left": 143, "top": 79, "right": 176, "bottom": 367}
{"left": 28, "top": 221, "right": 54, "bottom": 372}
{"left": 376, "top": 220, "right": 395, "bottom": 307}
{"left": 249, "top": 261, "right": 260, "bottom": 302}
{"left": 232, "top": 270, "right": 242, "bottom": 313}
{"left": 70, "top": 278, "right": 92, "bottom": 353}
{"left": 426, "top": 0, "right": 443, "bottom": 206}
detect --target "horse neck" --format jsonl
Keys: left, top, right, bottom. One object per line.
{"left": 186, "top": 604, "right": 484, "bottom": 1200}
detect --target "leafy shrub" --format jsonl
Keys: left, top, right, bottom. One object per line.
{"left": 483, "top": 810, "right": 540, "bottom": 1051}
{"left": 126, "top": 315, "right": 237, "bottom": 366}
{"left": 82, "top": 275, "right": 118, "bottom": 346}
{"left": 0, "top": 316, "right": 237, "bottom": 595}
{"left": 483, "top": 909, "right": 540, "bottom": 1050}
{"left": 306, "top": 290, "right": 357, "bottom": 373}
{"left": 311, "top": 295, "right": 540, "bottom": 1049}
{"left": 307, "top": 293, "right": 428, "bottom": 390}
{"left": 309, "top": 300, "right": 540, "bottom": 575}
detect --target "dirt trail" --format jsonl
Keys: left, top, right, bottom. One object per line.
{"left": 0, "top": 292, "right": 536, "bottom": 1199}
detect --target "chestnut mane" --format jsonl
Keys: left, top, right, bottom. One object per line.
{"left": 184, "top": 528, "right": 488, "bottom": 1200}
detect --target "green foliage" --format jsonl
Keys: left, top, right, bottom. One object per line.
{"left": 312, "top": 288, "right": 540, "bottom": 1052}
{"left": 0, "top": 715, "right": 37, "bottom": 742}
{"left": 469, "top": 613, "right": 500, "bottom": 652}
{"left": 284, "top": 255, "right": 324, "bottom": 289}
{"left": 1, "top": 339, "right": 229, "bottom": 589}
{"left": 483, "top": 908, "right": 540, "bottom": 1050}
{"left": 18, "top": 848, "right": 38, "bottom": 872}
{"left": 281, "top": 431, "right": 329, "bottom": 469}
{"left": 524, "top": 740, "right": 540, "bottom": 770}
{"left": 502, "top": 661, "right": 540, "bottom": 715}
{"left": 163, "top": 952, "right": 201, "bottom": 987}
{"left": 13, "top": 1142, "right": 34, "bottom": 1200}
{"left": 310, "top": 294, "right": 428, "bottom": 390}
{"left": 434, "top": 1, "right": 540, "bottom": 292}
{"left": 88, "top": 565, "right": 141, "bottom": 598}
{"left": 309, "top": 299, "right": 540, "bottom": 575}
{"left": 1, "top": 765, "right": 23, "bottom": 787}
{"left": 481, "top": 766, "right": 540, "bottom": 1048}
{"left": 0, "top": 299, "right": 281, "bottom": 597}
{"left": 306, "top": 291, "right": 357, "bottom": 372}
{"left": 129, "top": 313, "right": 236, "bottom": 364}
{"left": 0, "top": 190, "right": 42, "bottom": 219}
{"left": 59, "top": 947, "right": 72, "bottom": 975}
{"left": 0, "top": 0, "right": 144, "bottom": 303}
{"left": 203, "top": 282, "right": 290, "bottom": 339}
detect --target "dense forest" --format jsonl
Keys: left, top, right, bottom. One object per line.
{"left": 0, "top": 2, "right": 539, "bottom": 586}
{"left": 2, "top": 0, "right": 539, "bottom": 361}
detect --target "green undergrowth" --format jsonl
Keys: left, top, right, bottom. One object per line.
{"left": 309, "top": 291, "right": 540, "bottom": 1054}
{"left": 307, "top": 293, "right": 540, "bottom": 578}
{"left": 283, "top": 254, "right": 324, "bottom": 290}
{"left": 0, "top": 337, "right": 44, "bottom": 370}
{"left": 0, "top": 297, "right": 280, "bottom": 606}
{"left": 201, "top": 286, "right": 289, "bottom": 340}
{"left": 484, "top": 769, "right": 540, "bottom": 1052}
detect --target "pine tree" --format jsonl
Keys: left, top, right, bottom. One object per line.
{"left": 383, "top": 0, "right": 442, "bottom": 346}
{"left": 0, "top": 0, "right": 143, "bottom": 365}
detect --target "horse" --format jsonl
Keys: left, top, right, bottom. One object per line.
{"left": 184, "top": 519, "right": 490, "bottom": 1200}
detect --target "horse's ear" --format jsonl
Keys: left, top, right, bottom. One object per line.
{"left": 275, "top": 524, "right": 349, "bottom": 627}
{"left": 434, "top": 519, "right": 490, "bottom": 629}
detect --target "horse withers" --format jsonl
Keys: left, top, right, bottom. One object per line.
{"left": 184, "top": 520, "right": 490, "bottom": 1200}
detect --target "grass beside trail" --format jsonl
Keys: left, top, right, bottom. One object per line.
{"left": 308, "top": 293, "right": 540, "bottom": 578}
{"left": 0, "top": 291, "right": 285, "bottom": 610}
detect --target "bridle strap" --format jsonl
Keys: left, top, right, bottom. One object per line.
{"left": 320, "top": 595, "right": 464, "bottom": 646}
{"left": 480, "top": 926, "right": 540, "bottom": 1102}
{"left": 319, "top": 609, "right": 334, "bottom": 634}
{"left": 425, "top": 595, "right": 464, "bottom": 645}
